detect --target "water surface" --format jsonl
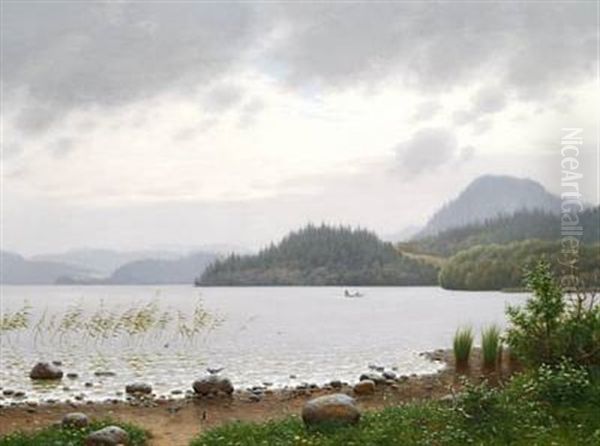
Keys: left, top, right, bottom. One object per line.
{"left": 0, "top": 286, "right": 526, "bottom": 403}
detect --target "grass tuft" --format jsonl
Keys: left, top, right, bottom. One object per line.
{"left": 453, "top": 326, "right": 474, "bottom": 368}
{"left": 481, "top": 325, "right": 502, "bottom": 369}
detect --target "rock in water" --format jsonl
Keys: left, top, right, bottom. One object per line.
{"left": 301, "top": 394, "right": 361, "bottom": 428}
{"left": 125, "top": 383, "right": 153, "bottom": 395}
{"left": 29, "top": 362, "right": 63, "bottom": 380}
{"left": 62, "top": 412, "right": 90, "bottom": 428}
{"left": 192, "top": 375, "right": 234, "bottom": 396}
{"left": 353, "top": 380, "right": 376, "bottom": 395}
{"left": 85, "top": 426, "right": 129, "bottom": 445}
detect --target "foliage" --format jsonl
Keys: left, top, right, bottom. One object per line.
{"left": 190, "top": 371, "right": 600, "bottom": 446}
{"left": 0, "top": 419, "right": 148, "bottom": 446}
{"left": 481, "top": 325, "right": 502, "bottom": 368}
{"left": 531, "top": 360, "right": 591, "bottom": 405}
{"left": 403, "top": 206, "right": 600, "bottom": 258}
{"left": 453, "top": 326, "right": 474, "bottom": 366}
{"left": 438, "top": 240, "right": 600, "bottom": 291}
{"left": 198, "top": 224, "right": 439, "bottom": 286}
{"left": 505, "top": 260, "right": 600, "bottom": 367}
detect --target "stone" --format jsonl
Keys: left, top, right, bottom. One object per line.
{"left": 85, "top": 426, "right": 129, "bottom": 445}
{"left": 382, "top": 371, "right": 397, "bottom": 380}
{"left": 353, "top": 380, "right": 375, "bottom": 395}
{"left": 62, "top": 412, "right": 90, "bottom": 428}
{"left": 192, "top": 375, "right": 234, "bottom": 396}
{"left": 29, "top": 362, "right": 63, "bottom": 380}
{"left": 359, "top": 373, "right": 385, "bottom": 385}
{"left": 125, "top": 383, "right": 153, "bottom": 395}
{"left": 330, "top": 380, "right": 342, "bottom": 389}
{"left": 301, "top": 394, "right": 360, "bottom": 428}
{"left": 67, "top": 373, "right": 79, "bottom": 379}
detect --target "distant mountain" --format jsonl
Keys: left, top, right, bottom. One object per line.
{"left": 198, "top": 224, "right": 438, "bottom": 286}
{"left": 1, "top": 251, "right": 91, "bottom": 284}
{"left": 57, "top": 252, "right": 217, "bottom": 285}
{"left": 416, "top": 175, "right": 561, "bottom": 238}
{"left": 401, "top": 206, "right": 600, "bottom": 258}
{"left": 32, "top": 249, "right": 181, "bottom": 277}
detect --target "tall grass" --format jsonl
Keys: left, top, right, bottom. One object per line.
{"left": 453, "top": 326, "right": 473, "bottom": 368}
{"left": 481, "top": 325, "right": 502, "bottom": 369}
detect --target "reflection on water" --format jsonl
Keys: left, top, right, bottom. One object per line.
{"left": 0, "top": 285, "right": 526, "bottom": 403}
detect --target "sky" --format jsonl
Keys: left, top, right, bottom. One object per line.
{"left": 1, "top": 1, "right": 599, "bottom": 255}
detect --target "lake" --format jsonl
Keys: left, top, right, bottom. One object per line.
{"left": 0, "top": 285, "right": 527, "bottom": 403}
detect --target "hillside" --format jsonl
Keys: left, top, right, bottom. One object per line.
{"left": 0, "top": 251, "right": 91, "bottom": 284}
{"left": 401, "top": 206, "right": 600, "bottom": 258}
{"left": 32, "top": 249, "right": 182, "bottom": 277}
{"left": 416, "top": 175, "right": 561, "bottom": 237}
{"left": 439, "top": 239, "right": 600, "bottom": 291}
{"left": 57, "top": 252, "right": 217, "bottom": 285}
{"left": 198, "top": 225, "right": 439, "bottom": 286}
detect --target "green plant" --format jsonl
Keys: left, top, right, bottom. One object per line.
{"left": 0, "top": 419, "right": 148, "bottom": 446}
{"left": 531, "top": 359, "right": 591, "bottom": 405}
{"left": 481, "top": 325, "right": 502, "bottom": 369}
{"left": 453, "top": 326, "right": 474, "bottom": 367}
{"left": 506, "top": 260, "right": 600, "bottom": 367}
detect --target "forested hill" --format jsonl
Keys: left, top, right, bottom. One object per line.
{"left": 401, "top": 206, "right": 600, "bottom": 258}
{"left": 198, "top": 225, "right": 438, "bottom": 286}
{"left": 416, "top": 175, "right": 561, "bottom": 237}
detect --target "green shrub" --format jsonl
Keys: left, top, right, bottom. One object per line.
{"left": 0, "top": 419, "right": 148, "bottom": 446}
{"left": 506, "top": 260, "right": 600, "bottom": 367}
{"left": 531, "top": 359, "right": 591, "bottom": 405}
{"left": 453, "top": 326, "right": 474, "bottom": 367}
{"left": 481, "top": 325, "right": 502, "bottom": 369}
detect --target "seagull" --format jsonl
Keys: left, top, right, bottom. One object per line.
{"left": 206, "top": 367, "right": 224, "bottom": 375}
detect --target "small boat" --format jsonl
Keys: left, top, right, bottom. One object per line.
{"left": 344, "top": 289, "right": 363, "bottom": 298}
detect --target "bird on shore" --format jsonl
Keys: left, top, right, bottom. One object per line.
{"left": 207, "top": 367, "right": 224, "bottom": 374}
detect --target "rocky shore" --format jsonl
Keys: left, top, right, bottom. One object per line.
{"left": 0, "top": 349, "right": 517, "bottom": 445}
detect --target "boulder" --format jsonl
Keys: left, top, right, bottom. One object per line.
{"left": 301, "top": 393, "right": 360, "bottom": 428}
{"left": 382, "top": 371, "right": 397, "bottom": 380}
{"left": 359, "top": 373, "right": 384, "bottom": 385}
{"left": 85, "top": 426, "right": 129, "bottom": 445}
{"left": 353, "top": 380, "right": 375, "bottom": 395}
{"left": 62, "top": 412, "right": 90, "bottom": 428}
{"left": 192, "top": 375, "right": 234, "bottom": 396}
{"left": 125, "top": 383, "right": 152, "bottom": 395}
{"left": 29, "top": 362, "right": 63, "bottom": 380}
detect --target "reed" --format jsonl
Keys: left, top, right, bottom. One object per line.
{"left": 453, "top": 326, "right": 473, "bottom": 368}
{"left": 481, "top": 325, "right": 502, "bottom": 369}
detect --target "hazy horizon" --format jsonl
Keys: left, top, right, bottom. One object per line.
{"left": 2, "top": 2, "right": 598, "bottom": 256}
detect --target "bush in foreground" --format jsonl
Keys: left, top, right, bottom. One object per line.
{"left": 0, "top": 419, "right": 148, "bottom": 446}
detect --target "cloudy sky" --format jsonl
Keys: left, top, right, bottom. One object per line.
{"left": 1, "top": 1, "right": 598, "bottom": 255}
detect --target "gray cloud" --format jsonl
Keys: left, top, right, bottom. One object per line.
{"left": 50, "top": 137, "right": 77, "bottom": 159}
{"left": 3, "top": 2, "right": 595, "bottom": 136}
{"left": 395, "top": 127, "right": 471, "bottom": 177}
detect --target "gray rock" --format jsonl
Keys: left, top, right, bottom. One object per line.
{"left": 382, "top": 371, "right": 397, "bottom": 380}
{"left": 125, "top": 383, "right": 153, "bottom": 395}
{"left": 67, "top": 373, "right": 79, "bottom": 379}
{"left": 359, "top": 373, "right": 385, "bottom": 384}
{"left": 353, "top": 380, "right": 376, "bottom": 395}
{"left": 301, "top": 394, "right": 360, "bottom": 428}
{"left": 330, "top": 380, "right": 342, "bottom": 389}
{"left": 85, "top": 426, "right": 129, "bottom": 445}
{"left": 29, "top": 362, "right": 63, "bottom": 380}
{"left": 94, "top": 371, "right": 116, "bottom": 377}
{"left": 62, "top": 412, "right": 90, "bottom": 428}
{"left": 192, "top": 375, "right": 234, "bottom": 396}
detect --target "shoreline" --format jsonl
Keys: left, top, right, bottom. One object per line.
{"left": 0, "top": 349, "right": 518, "bottom": 446}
